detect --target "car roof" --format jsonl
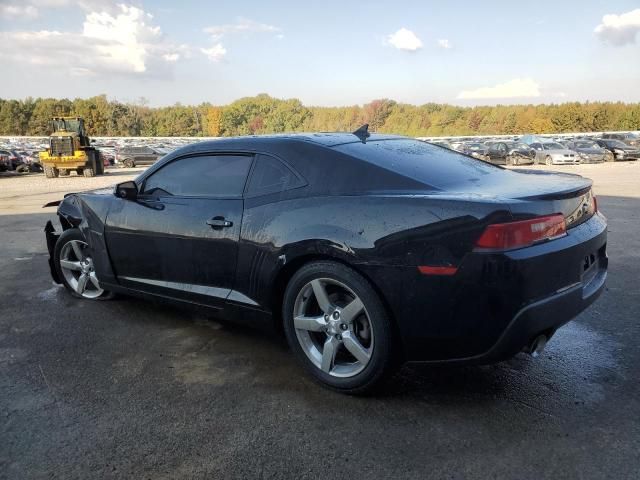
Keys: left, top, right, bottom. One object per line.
{"left": 182, "top": 132, "right": 404, "bottom": 151}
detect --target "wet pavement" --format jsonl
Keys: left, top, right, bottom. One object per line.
{"left": 1, "top": 166, "right": 639, "bottom": 479}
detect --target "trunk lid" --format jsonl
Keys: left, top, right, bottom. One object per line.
{"left": 442, "top": 169, "right": 595, "bottom": 229}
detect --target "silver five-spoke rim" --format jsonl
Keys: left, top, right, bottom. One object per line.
{"left": 59, "top": 240, "right": 104, "bottom": 299}
{"left": 293, "top": 278, "right": 373, "bottom": 378}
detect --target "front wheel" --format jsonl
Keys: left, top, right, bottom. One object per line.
{"left": 283, "top": 261, "right": 397, "bottom": 394}
{"left": 44, "top": 165, "right": 59, "bottom": 178}
{"left": 545, "top": 156, "right": 553, "bottom": 166}
{"left": 54, "top": 229, "right": 113, "bottom": 300}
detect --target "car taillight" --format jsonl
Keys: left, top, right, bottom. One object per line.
{"left": 475, "top": 214, "right": 566, "bottom": 251}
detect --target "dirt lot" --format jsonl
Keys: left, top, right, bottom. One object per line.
{"left": 1, "top": 163, "right": 639, "bottom": 479}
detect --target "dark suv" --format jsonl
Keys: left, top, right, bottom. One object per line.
{"left": 602, "top": 132, "right": 640, "bottom": 147}
{"left": 595, "top": 139, "right": 640, "bottom": 161}
{"left": 116, "top": 146, "right": 166, "bottom": 168}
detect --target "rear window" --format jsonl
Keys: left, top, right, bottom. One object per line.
{"left": 334, "top": 139, "right": 502, "bottom": 189}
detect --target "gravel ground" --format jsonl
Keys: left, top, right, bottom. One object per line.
{"left": 1, "top": 162, "right": 639, "bottom": 479}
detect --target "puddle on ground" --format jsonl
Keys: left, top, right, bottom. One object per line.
{"left": 37, "top": 285, "right": 63, "bottom": 302}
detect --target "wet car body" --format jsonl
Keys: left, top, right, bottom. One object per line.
{"left": 45, "top": 133, "right": 608, "bottom": 367}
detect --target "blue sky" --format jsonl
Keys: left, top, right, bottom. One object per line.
{"left": 1, "top": 0, "right": 639, "bottom": 106}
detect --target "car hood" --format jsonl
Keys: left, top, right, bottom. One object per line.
{"left": 575, "top": 148, "right": 604, "bottom": 154}
{"left": 509, "top": 148, "right": 534, "bottom": 155}
{"left": 544, "top": 149, "right": 575, "bottom": 155}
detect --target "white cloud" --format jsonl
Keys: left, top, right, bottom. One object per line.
{"left": 163, "top": 53, "right": 180, "bottom": 62}
{"left": 0, "top": 4, "right": 39, "bottom": 18}
{"left": 0, "top": 4, "right": 185, "bottom": 76}
{"left": 0, "top": 0, "right": 103, "bottom": 18}
{"left": 204, "top": 17, "right": 281, "bottom": 41}
{"left": 386, "top": 28, "right": 423, "bottom": 51}
{"left": 436, "top": 38, "right": 452, "bottom": 49}
{"left": 201, "top": 43, "right": 227, "bottom": 62}
{"left": 457, "top": 78, "right": 541, "bottom": 99}
{"left": 201, "top": 17, "right": 280, "bottom": 62}
{"left": 594, "top": 9, "right": 640, "bottom": 46}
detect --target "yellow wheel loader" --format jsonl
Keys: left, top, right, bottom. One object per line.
{"left": 39, "top": 117, "right": 104, "bottom": 178}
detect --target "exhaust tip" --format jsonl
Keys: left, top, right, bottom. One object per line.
{"left": 528, "top": 335, "right": 548, "bottom": 358}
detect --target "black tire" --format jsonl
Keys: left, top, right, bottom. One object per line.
{"left": 283, "top": 261, "right": 398, "bottom": 394}
{"left": 58, "top": 169, "right": 70, "bottom": 177}
{"left": 123, "top": 159, "right": 135, "bottom": 168}
{"left": 83, "top": 168, "right": 95, "bottom": 177}
{"left": 44, "top": 165, "right": 58, "bottom": 178}
{"left": 76, "top": 168, "right": 84, "bottom": 176}
{"left": 16, "top": 163, "right": 30, "bottom": 173}
{"left": 54, "top": 228, "right": 114, "bottom": 300}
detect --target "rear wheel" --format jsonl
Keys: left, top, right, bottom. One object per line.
{"left": 123, "top": 159, "right": 135, "bottom": 168}
{"left": 54, "top": 229, "right": 113, "bottom": 300}
{"left": 283, "top": 261, "right": 397, "bottom": 394}
{"left": 44, "top": 165, "right": 59, "bottom": 178}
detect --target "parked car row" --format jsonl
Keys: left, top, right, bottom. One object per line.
{"left": 425, "top": 131, "right": 640, "bottom": 166}
{"left": 0, "top": 147, "right": 44, "bottom": 172}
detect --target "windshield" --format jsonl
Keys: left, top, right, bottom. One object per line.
{"left": 575, "top": 141, "right": 598, "bottom": 148}
{"left": 542, "top": 143, "right": 564, "bottom": 150}
{"left": 606, "top": 139, "right": 628, "bottom": 148}
{"left": 465, "top": 143, "right": 484, "bottom": 150}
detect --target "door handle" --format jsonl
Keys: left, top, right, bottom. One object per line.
{"left": 206, "top": 217, "right": 233, "bottom": 228}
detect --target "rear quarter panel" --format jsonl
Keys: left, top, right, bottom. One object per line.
{"left": 235, "top": 194, "right": 512, "bottom": 314}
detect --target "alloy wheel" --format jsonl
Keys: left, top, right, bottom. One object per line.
{"left": 59, "top": 239, "right": 104, "bottom": 298}
{"left": 293, "top": 278, "right": 373, "bottom": 378}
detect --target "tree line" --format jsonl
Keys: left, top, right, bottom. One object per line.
{"left": 0, "top": 94, "right": 639, "bottom": 138}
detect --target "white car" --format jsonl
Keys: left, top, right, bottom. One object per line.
{"left": 530, "top": 142, "right": 580, "bottom": 165}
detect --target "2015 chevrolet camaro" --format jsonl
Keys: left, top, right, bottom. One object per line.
{"left": 44, "top": 129, "right": 608, "bottom": 393}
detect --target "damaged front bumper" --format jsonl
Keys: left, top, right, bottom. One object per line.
{"left": 45, "top": 220, "right": 62, "bottom": 284}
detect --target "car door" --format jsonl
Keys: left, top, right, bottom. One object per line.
{"left": 530, "top": 143, "right": 543, "bottom": 163}
{"left": 104, "top": 153, "right": 254, "bottom": 309}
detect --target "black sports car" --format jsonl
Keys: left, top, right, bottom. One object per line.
{"left": 44, "top": 129, "right": 608, "bottom": 393}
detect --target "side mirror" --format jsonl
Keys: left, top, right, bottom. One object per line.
{"left": 114, "top": 180, "right": 138, "bottom": 200}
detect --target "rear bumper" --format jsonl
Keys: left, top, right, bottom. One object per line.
{"left": 360, "top": 212, "right": 608, "bottom": 363}
{"left": 434, "top": 252, "right": 607, "bottom": 365}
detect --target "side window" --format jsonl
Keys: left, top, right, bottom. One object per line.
{"left": 142, "top": 154, "right": 253, "bottom": 197}
{"left": 245, "top": 154, "right": 304, "bottom": 197}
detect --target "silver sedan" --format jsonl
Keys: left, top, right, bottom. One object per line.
{"left": 532, "top": 142, "right": 580, "bottom": 165}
